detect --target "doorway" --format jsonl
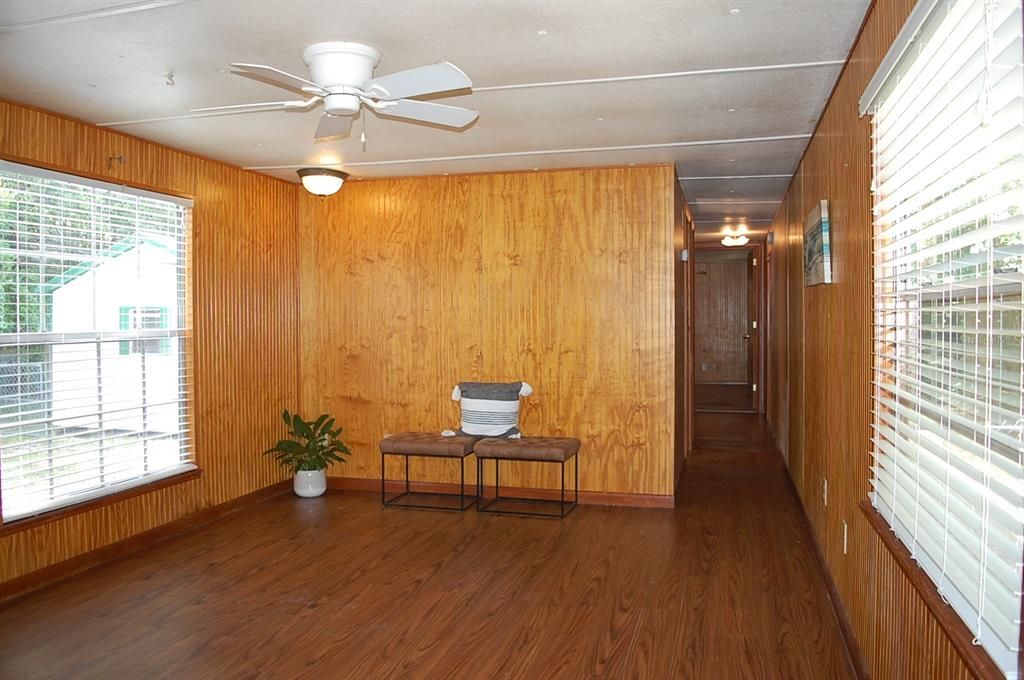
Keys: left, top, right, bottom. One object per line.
{"left": 693, "top": 245, "right": 763, "bottom": 413}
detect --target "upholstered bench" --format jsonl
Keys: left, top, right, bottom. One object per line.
{"left": 379, "top": 432, "right": 480, "bottom": 511}
{"left": 474, "top": 437, "right": 580, "bottom": 518}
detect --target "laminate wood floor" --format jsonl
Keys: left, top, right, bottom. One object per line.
{"left": 0, "top": 415, "right": 852, "bottom": 679}
{"left": 694, "top": 382, "right": 755, "bottom": 413}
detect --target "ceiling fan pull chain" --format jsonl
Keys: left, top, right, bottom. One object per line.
{"left": 361, "top": 114, "right": 367, "bottom": 150}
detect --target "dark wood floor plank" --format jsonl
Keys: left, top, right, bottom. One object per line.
{"left": 0, "top": 414, "right": 852, "bottom": 679}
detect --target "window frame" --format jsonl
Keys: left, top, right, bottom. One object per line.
{"left": 0, "top": 158, "right": 197, "bottom": 528}
{"left": 860, "top": 0, "right": 1024, "bottom": 678}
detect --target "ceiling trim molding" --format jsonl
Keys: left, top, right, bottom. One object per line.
{"left": 689, "top": 200, "right": 782, "bottom": 205}
{"left": 0, "top": 0, "right": 197, "bottom": 33}
{"left": 97, "top": 60, "right": 845, "bottom": 128}
{"left": 243, "top": 133, "right": 812, "bottom": 170}
{"left": 694, "top": 218, "right": 774, "bottom": 223}
{"left": 473, "top": 60, "right": 844, "bottom": 92}
{"left": 679, "top": 174, "right": 791, "bottom": 181}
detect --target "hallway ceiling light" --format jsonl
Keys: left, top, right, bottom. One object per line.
{"left": 721, "top": 223, "right": 750, "bottom": 246}
{"left": 721, "top": 234, "right": 750, "bottom": 246}
{"left": 297, "top": 168, "right": 348, "bottom": 196}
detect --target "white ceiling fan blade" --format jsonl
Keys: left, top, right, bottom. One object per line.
{"left": 364, "top": 62, "right": 472, "bottom": 101}
{"left": 314, "top": 113, "right": 353, "bottom": 139}
{"left": 99, "top": 99, "right": 317, "bottom": 127}
{"left": 191, "top": 98, "right": 320, "bottom": 114}
{"left": 375, "top": 99, "right": 478, "bottom": 128}
{"left": 231, "top": 62, "right": 327, "bottom": 95}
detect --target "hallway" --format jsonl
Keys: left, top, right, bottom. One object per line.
{"left": 0, "top": 413, "right": 852, "bottom": 679}
{"left": 679, "top": 412, "right": 854, "bottom": 678}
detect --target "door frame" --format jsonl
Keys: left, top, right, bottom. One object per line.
{"left": 693, "top": 240, "right": 767, "bottom": 414}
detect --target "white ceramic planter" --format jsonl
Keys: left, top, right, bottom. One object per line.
{"left": 293, "top": 469, "right": 327, "bottom": 498}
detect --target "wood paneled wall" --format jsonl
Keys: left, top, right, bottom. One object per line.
{"left": 673, "top": 179, "right": 694, "bottom": 488}
{"left": 299, "top": 166, "right": 680, "bottom": 497}
{"left": 0, "top": 99, "right": 300, "bottom": 583}
{"left": 766, "top": 1, "right": 985, "bottom": 677}
{"left": 694, "top": 258, "right": 749, "bottom": 383}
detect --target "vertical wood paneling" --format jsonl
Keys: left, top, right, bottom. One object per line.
{"left": 674, "top": 179, "right": 694, "bottom": 486}
{"left": 694, "top": 258, "right": 749, "bottom": 383}
{"left": 785, "top": 179, "right": 806, "bottom": 496}
{"left": 0, "top": 99, "right": 300, "bottom": 583}
{"left": 300, "top": 166, "right": 678, "bottom": 496}
{"left": 299, "top": 175, "right": 485, "bottom": 487}
{"left": 766, "top": 1, "right": 979, "bottom": 678}
{"left": 767, "top": 196, "right": 790, "bottom": 458}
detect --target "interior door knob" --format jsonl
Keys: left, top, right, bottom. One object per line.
{"left": 743, "top": 334, "right": 751, "bottom": 339}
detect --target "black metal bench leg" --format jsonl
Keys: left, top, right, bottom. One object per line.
{"left": 560, "top": 460, "right": 566, "bottom": 517}
{"left": 575, "top": 454, "right": 580, "bottom": 505}
{"left": 381, "top": 449, "right": 477, "bottom": 512}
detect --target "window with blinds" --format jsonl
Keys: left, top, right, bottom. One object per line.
{"left": 0, "top": 161, "right": 193, "bottom": 523}
{"left": 861, "top": 0, "right": 1024, "bottom": 676}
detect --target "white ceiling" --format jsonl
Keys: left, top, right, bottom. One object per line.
{"left": 0, "top": 0, "right": 871, "bottom": 238}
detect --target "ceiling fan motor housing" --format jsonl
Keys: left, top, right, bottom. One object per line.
{"left": 302, "top": 42, "right": 381, "bottom": 115}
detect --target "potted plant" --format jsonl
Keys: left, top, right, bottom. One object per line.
{"left": 264, "top": 410, "right": 351, "bottom": 497}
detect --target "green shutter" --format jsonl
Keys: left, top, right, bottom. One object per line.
{"left": 119, "top": 306, "right": 131, "bottom": 355}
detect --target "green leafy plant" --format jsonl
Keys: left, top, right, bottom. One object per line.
{"left": 264, "top": 410, "right": 351, "bottom": 474}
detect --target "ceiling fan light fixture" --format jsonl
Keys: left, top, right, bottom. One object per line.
{"left": 297, "top": 167, "right": 349, "bottom": 196}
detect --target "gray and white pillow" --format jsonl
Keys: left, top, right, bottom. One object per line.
{"left": 452, "top": 381, "right": 533, "bottom": 438}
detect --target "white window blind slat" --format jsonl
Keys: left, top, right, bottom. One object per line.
{"left": 870, "top": 471, "right": 1022, "bottom": 651}
{"left": 875, "top": 1, "right": 1020, "bottom": 158}
{"left": 865, "top": 1, "right": 1024, "bottom": 676}
{"left": 877, "top": 108, "right": 1022, "bottom": 214}
{"left": 878, "top": 150, "right": 1023, "bottom": 240}
{"left": 874, "top": 390, "right": 1024, "bottom": 467}
{"left": 870, "top": 425, "right": 1024, "bottom": 545}
{"left": 876, "top": 126, "right": 1023, "bottom": 225}
{"left": 0, "top": 161, "right": 193, "bottom": 523}
{"left": 5, "top": 462, "right": 198, "bottom": 522}
{"left": 879, "top": 191, "right": 1022, "bottom": 267}
{"left": 869, "top": 450, "right": 1022, "bottom": 593}
{"left": 2, "top": 431, "right": 194, "bottom": 477}
{"left": 875, "top": 17, "right": 987, "bottom": 160}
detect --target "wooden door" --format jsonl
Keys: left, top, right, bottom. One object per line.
{"left": 694, "top": 254, "right": 750, "bottom": 383}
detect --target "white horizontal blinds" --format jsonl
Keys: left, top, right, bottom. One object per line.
{"left": 0, "top": 162, "right": 193, "bottom": 522}
{"left": 866, "top": 1, "right": 1024, "bottom": 677}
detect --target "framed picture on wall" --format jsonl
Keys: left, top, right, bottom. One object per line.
{"left": 803, "top": 199, "right": 833, "bottom": 286}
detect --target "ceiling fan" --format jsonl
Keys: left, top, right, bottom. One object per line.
{"left": 192, "top": 42, "right": 478, "bottom": 140}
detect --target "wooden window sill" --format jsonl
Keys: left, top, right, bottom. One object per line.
{"left": 0, "top": 468, "right": 203, "bottom": 539}
{"left": 859, "top": 500, "right": 1006, "bottom": 680}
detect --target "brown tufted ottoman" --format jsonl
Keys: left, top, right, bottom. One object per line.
{"left": 379, "top": 432, "right": 481, "bottom": 511}
{"left": 474, "top": 437, "right": 580, "bottom": 518}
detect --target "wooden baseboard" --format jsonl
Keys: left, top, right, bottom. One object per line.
{"left": 328, "top": 476, "right": 674, "bottom": 509}
{"left": 0, "top": 480, "right": 291, "bottom": 606}
{"left": 783, "top": 473, "right": 870, "bottom": 680}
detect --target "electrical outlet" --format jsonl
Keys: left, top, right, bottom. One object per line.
{"left": 822, "top": 478, "right": 828, "bottom": 507}
{"left": 843, "top": 520, "right": 849, "bottom": 555}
